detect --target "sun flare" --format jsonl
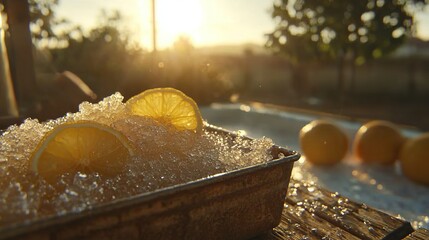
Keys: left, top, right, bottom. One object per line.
{"left": 147, "top": 0, "right": 203, "bottom": 48}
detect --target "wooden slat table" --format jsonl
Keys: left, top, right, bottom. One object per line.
{"left": 403, "top": 228, "right": 429, "bottom": 240}
{"left": 256, "top": 179, "right": 424, "bottom": 240}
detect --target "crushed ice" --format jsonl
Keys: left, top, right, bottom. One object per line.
{"left": 0, "top": 93, "right": 276, "bottom": 227}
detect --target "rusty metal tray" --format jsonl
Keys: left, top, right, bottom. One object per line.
{"left": 0, "top": 127, "right": 300, "bottom": 240}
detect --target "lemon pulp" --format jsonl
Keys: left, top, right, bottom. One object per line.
{"left": 30, "top": 121, "right": 135, "bottom": 184}
{"left": 126, "top": 88, "right": 203, "bottom": 132}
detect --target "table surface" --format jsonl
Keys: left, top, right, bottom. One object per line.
{"left": 201, "top": 103, "right": 429, "bottom": 239}
{"left": 260, "top": 179, "right": 428, "bottom": 240}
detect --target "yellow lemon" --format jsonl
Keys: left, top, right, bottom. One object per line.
{"left": 353, "top": 120, "right": 404, "bottom": 164}
{"left": 30, "top": 121, "right": 135, "bottom": 184}
{"left": 400, "top": 133, "right": 429, "bottom": 186}
{"left": 299, "top": 120, "right": 348, "bottom": 165}
{"left": 126, "top": 88, "right": 203, "bottom": 133}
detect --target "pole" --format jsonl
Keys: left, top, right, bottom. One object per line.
{"left": 4, "top": 0, "right": 37, "bottom": 116}
{"left": 0, "top": 11, "right": 18, "bottom": 117}
{"left": 151, "top": 0, "right": 157, "bottom": 53}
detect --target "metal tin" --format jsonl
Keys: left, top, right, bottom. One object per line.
{"left": 0, "top": 127, "right": 300, "bottom": 240}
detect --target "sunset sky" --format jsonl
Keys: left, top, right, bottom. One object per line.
{"left": 56, "top": 0, "right": 429, "bottom": 50}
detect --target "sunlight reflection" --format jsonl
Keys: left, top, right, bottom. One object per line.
{"left": 239, "top": 105, "right": 251, "bottom": 112}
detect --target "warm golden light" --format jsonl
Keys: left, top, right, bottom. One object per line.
{"left": 155, "top": 0, "right": 203, "bottom": 47}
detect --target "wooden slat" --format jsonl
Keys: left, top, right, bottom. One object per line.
{"left": 285, "top": 179, "right": 414, "bottom": 240}
{"left": 403, "top": 228, "right": 429, "bottom": 240}
{"left": 262, "top": 202, "right": 359, "bottom": 240}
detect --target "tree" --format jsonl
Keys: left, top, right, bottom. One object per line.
{"left": 172, "top": 35, "right": 195, "bottom": 53}
{"left": 266, "top": 0, "right": 427, "bottom": 100}
{"left": 166, "top": 36, "right": 233, "bottom": 104}
{"left": 27, "top": 0, "right": 75, "bottom": 47}
{"left": 49, "top": 10, "right": 148, "bottom": 98}
{"left": 28, "top": 0, "right": 59, "bottom": 40}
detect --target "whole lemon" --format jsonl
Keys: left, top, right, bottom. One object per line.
{"left": 400, "top": 133, "right": 429, "bottom": 186}
{"left": 353, "top": 120, "right": 404, "bottom": 164}
{"left": 299, "top": 120, "right": 348, "bottom": 165}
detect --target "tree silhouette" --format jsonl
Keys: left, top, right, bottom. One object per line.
{"left": 49, "top": 11, "right": 148, "bottom": 98}
{"left": 28, "top": 0, "right": 59, "bottom": 40}
{"left": 8, "top": 1, "right": 237, "bottom": 107}
{"left": 266, "top": 0, "right": 427, "bottom": 99}
{"left": 26, "top": 0, "right": 77, "bottom": 46}
{"left": 173, "top": 35, "right": 195, "bottom": 53}
{"left": 168, "top": 36, "right": 232, "bottom": 104}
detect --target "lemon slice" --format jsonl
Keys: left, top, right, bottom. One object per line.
{"left": 30, "top": 121, "right": 135, "bottom": 184}
{"left": 126, "top": 88, "right": 203, "bottom": 132}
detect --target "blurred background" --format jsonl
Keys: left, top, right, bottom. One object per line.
{"left": 1, "top": 0, "right": 429, "bottom": 130}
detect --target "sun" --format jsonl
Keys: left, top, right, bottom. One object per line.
{"left": 155, "top": 0, "right": 203, "bottom": 48}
